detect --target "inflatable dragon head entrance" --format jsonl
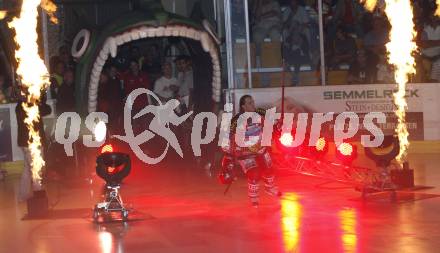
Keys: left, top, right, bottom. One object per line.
{"left": 71, "top": 0, "right": 221, "bottom": 114}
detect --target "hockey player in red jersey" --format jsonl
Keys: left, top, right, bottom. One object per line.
{"left": 226, "top": 95, "right": 282, "bottom": 208}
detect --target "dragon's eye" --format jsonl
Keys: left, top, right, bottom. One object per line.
{"left": 71, "top": 29, "right": 91, "bottom": 58}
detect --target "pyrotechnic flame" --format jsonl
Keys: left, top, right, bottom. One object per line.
{"left": 436, "top": 0, "right": 440, "bottom": 17}
{"left": 360, "top": 0, "right": 378, "bottom": 12}
{"left": 0, "top": 11, "right": 7, "bottom": 20}
{"left": 8, "top": 0, "right": 56, "bottom": 186}
{"left": 41, "top": 0, "right": 58, "bottom": 23}
{"left": 383, "top": 0, "right": 417, "bottom": 163}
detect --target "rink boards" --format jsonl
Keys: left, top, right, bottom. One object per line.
{"left": 226, "top": 83, "right": 440, "bottom": 142}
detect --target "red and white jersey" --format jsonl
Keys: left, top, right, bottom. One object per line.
{"left": 226, "top": 109, "right": 267, "bottom": 157}
{"left": 120, "top": 71, "right": 151, "bottom": 110}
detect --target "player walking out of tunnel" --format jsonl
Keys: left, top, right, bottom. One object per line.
{"left": 229, "top": 95, "right": 282, "bottom": 207}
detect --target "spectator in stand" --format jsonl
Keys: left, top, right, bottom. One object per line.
{"left": 413, "top": 2, "right": 433, "bottom": 81}
{"left": 142, "top": 44, "right": 162, "bottom": 82}
{"left": 328, "top": 26, "right": 357, "bottom": 69}
{"left": 114, "top": 46, "right": 132, "bottom": 72}
{"left": 283, "top": 0, "right": 312, "bottom": 49}
{"left": 0, "top": 74, "right": 12, "bottom": 104}
{"left": 332, "top": 0, "right": 365, "bottom": 37}
{"left": 121, "top": 59, "right": 151, "bottom": 113}
{"left": 304, "top": 0, "right": 321, "bottom": 69}
{"left": 251, "top": 0, "right": 282, "bottom": 59}
{"left": 347, "top": 49, "right": 375, "bottom": 84}
{"left": 58, "top": 45, "right": 75, "bottom": 70}
{"left": 107, "top": 64, "right": 124, "bottom": 96}
{"left": 130, "top": 46, "right": 145, "bottom": 70}
{"left": 363, "top": 16, "right": 388, "bottom": 66}
{"left": 376, "top": 54, "right": 394, "bottom": 83}
{"left": 98, "top": 67, "right": 124, "bottom": 132}
{"left": 175, "top": 55, "right": 194, "bottom": 111}
{"left": 282, "top": 0, "right": 311, "bottom": 85}
{"left": 176, "top": 55, "right": 194, "bottom": 158}
{"left": 421, "top": 15, "right": 440, "bottom": 82}
{"left": 304, "top": 0, "right": 318, "bottom": 22}
{"left": 322, "top": 0, "right": 335, "bottom": 26}
{"left": 413, "top": 0, "right": 427, "bottom": 34}
{"left": 56, "top": 68, "right": 76, "bottom": 114}
{"left": 231, "top": 0, "right": 247, "bottom": 38}
{"left": 50, "top": 46, "right": 74, "bottom": 75}
{"left": 154, "top": 62, "right": 178, "bottom": 103}
{"left": 50, "top": 60, "right": 65, "bottom": 98}
{"left": 322, "top": 0, "right": 336, "bottom": 46}
{"left": 108, "top": 64, "right": 121, "bottom": 85}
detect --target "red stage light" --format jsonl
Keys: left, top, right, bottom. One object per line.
{"left": 280, "top": 133, "right": 294, "bottom": 147}
{"left": 275, "top": 132, "right": 305, "bottom": 156}
{"left": 309, "top": 137, "right": 328, "bottom": 159}
{"left": 101, "top": 144, "right": 114, "bottom": 154}
{"left": 316, "top": 137, "right": 327, "bottom": 152}
{"left": 336, "top": 142, "right": 357, "bottom": 165}
{"left": 338, "top": 143, "right": 353, "bottom": 156}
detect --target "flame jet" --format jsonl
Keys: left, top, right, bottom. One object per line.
{"left": 360, "top": 0, "right": 416, "bottom": 163}
{"left": 8, "top": 0, "right": 56, "bottom": 186}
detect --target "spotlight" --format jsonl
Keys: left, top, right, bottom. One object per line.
{"left": 338, "top": 143, "right": 353, "bottom": 156}
{"left": 365, "top": 135, "right": 414, "bottom": 188}
{"left": 275, "top": 132, "right": 304, "bottom": 155}
{"left": 309, "top": 137, "right": 329, "bottom": 159}
{"left": 336, "top": 142, "right": 357, "bottom": 165}
{"left": 279, "top": 133, "right": 293, "bottom": 147}
{"left": 364, "top": 135, "right": 399, "bottom": 167}
{"left": 93, "top": 149, "right": 131, "bottom": 222}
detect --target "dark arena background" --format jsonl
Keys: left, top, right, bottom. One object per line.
{"left": 1, "top": 0, "right": 440, "bottom": 253}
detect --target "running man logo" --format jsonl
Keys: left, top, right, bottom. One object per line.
{"left": 114, "top": 88, "right": 193, "bottom": 164}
